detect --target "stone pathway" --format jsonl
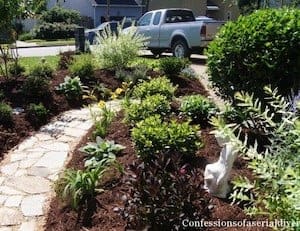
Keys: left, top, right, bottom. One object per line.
{"left": 0, "top": 101, "right": 120, "bottom": 231}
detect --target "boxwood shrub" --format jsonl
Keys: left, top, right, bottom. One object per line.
{"left": 125, "top": 94, "right": 170, "bottom": 124}
{"left": 131, "top": 115, "right": 201, "bottom": 159}
{"left": 0, "top": 103, "right": 13, "bottom": 124}
{"left": 206, "top": 8, "right": 300, "bottom": 102}
{"left": 132, "top": 77, "right": 176, "bottom": 100}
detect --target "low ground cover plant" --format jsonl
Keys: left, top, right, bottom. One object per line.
{"left": 131, "top": 115, "right": 201, "bottom": 159}
{"left": 125, "top": 94, "right": 171, "bottom": 124}
{"left": 8, "top": 62, "right": 25, "bottom": 76}
{"left": 207, "top": 8, "right": 300, "bottom": 102}
{"left": 132, "top": 77, "right": 176, "bottom": 100}
{"left": 29, "top": 60, "right": 54, "bottom": 79}
{"left": 22, "top": 75, "right": 50, "bottom": 100}
{"left": 180, "top": 95, "right": 218, "bottom": 123}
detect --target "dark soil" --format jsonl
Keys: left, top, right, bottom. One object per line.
{"left": 45, "top": 112, "right": 270, "bottom": 231}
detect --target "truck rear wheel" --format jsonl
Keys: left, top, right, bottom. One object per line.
{"left": 172, "top": 40, "right": 190, "bottom": 58}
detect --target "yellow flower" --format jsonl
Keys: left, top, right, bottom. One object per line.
{"left": 115, "top": 88, "right": 123, "bottom": 95}
{"left": 98, "top": 100, "right": 106, "bottom": 109}
{"left": 110, "top": 93, "right": 118, "bottom": 100}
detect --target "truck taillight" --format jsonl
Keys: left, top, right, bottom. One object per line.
{"left": 200, "top": 24, "right": 206, "bottom": 39}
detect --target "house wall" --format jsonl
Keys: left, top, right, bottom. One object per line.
{"left": 148, "top": 0, "right": 206, "bottom": 16}
{"left": 94, "top": 6, "right": 142, "bottom": 26}
{"left": 47, "top": 0, "right": 94, "bottom": 18}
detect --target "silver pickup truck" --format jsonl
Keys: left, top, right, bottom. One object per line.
{"left": 132, "top": 8, "right": 224, "bottom": 58}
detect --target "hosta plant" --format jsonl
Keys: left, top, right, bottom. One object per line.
{"left": 80, "top": 136, "right": 125, "bottom": 168}
{"left": 211, "top": 86, "right": 300, "bottom": 225}
{"left": 132, "top": 76, "right": 177, "bottom": 100}
{"left": 56, "top": 76, "right": 85, "bottom": 100}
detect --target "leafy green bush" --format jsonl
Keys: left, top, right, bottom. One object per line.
{"left": 212, "top": 86, "right": 300, "bottom": 223}
{"left": 180, "top": 95, "right": 218, "bottom": 123}
{"left": 57, "top": 76, "right": 84, "bottom": 100}
{"left": 0, "top": 103, "right": 13, "bottom": 124}
{"left": 131, "top": 115, "right": 201, "bottom": 159}
{"left": 34, "top": 22, "right": 77, "bottom": 39}
{"left": 132, "top": 77, "right": 176, "bottom": 100}
{"left": 206, "top": 8, "right": 300, "bottom": 102}
{"left": 159, "top": 57, "right": 189, "bottom": 77}
{"left": 54, "top": 166, "right": 105, "bottom": 210}
{"left": 125, "top": 94, "right": 170, "bottom": 124}
{"left": 69, "top": 54, "right": 94, "bottom": 82}
{"left": 126, "top": 152, "right": 208, "bottom": 229}
{"left": 8, "top": 62, "right": 25, "bottom": 76}
{"left": 40, "top": 6, "right": 80, "bottom": 24}
{"left": 22, "top": 76, "right": 50, "bottom": 99}
{"left": 26, "top": 103, "right": 48, "bottom": 126}
{"left": 18, "top": 32, "right": 34, "bottom": 41}
{"left": 29, "top": 61, "right": 54, "bottom": 78}
{"left": 92, "top": 25, "right": 148, "bottom": 70}
{"left": 80, "top": 137, "right": 125, "bottom": 168}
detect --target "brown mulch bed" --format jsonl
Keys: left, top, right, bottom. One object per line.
{"left": 44, "top": 73, "right": 270, "bottom": 231}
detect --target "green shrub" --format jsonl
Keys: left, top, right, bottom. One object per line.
{"left": 40, "top": 6, "right": 80, "bottom": 24}
{"left": 180, "top": 95, "right": 218, "bottom": 123}
{"left": 54, "top": 167, "right": 105, "bottom": 210}
{"left": 159, "top": 57, "right": 189, "bottom": 77}
{"left": 26, "top": 103, "right": 48, "bottom": 126}
{"left": 29, "top": 61, "right": 54, "bottom": 78}
{"left": 131, "top": 115, "right": 201, "bottom": 159}
{"left": 22, "top": 76, "right": 50, "bottom": 99}
{"left": 206, "top": 8, "right": 300, "bottom": 102}
{"left": 132, "top": 77, "right": 176, "bottom": 100}
{"left": 56, "top": 76, "right": 84, "bottom": 100}
{"left": 8, "top": 62, "right": 25, "bottom": 76}
{"left": 0, "top": 103, "right": 13, "bottom": 124}
{"left": 58, "top": 51, "right": 74, "bottom": 70}
{"left": 80, "top": 137, "right": 125, "bottom": 169}
{"left": 92, "top": 25, "right": 148, "bottom": 70}
{"left": 69, "top": 54, "right": 94, "bottom": 82}
{"left": 34, "top": 22, "right": 77, "bottom": 39}
{"left": 18, "top": 32, "right": 34, "bottom": 41}
{"left": 125, "top": 94, "right": 171, "bottom": 124}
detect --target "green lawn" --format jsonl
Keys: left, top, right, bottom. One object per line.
{"left": 19, "top": 56, "right": 60, "bottom": 74}
{"left": 22, "top": 38, "right": 75, "bottom": 47}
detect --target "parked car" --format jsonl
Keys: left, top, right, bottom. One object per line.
{"left": 85, "top": 20, "right": 132, "bottom": 44}
{"left": 125, "top": 8, "right": 224, "bottom": 58}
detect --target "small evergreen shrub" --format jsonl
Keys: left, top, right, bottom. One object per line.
{"left": 131, "top": 115, "right": 201, "bottom": 159}
{"left": 125, "top": 94, "right": 171, "bottom": 124}
{"left": 132, "top": 77, "right": 176, "bottom": 100}
{"left": 180, "top": 95, "right": 218, "bottom": 123}
{"left": 58, "top": 51, "right": 74, "bottom": 70}
{"left": 8, "top": 62, "right": 25, "bottom": 76}
{"left": 69, "top": 54, "right": 94, "bottom": 82}
{"left": 92, "top": 26, "right": 148, "bottom": 70}
{"left": 26, "top": 103, "right": 48, "bottom": 126}
{"left": 18, "top": 32, "right": 34, "bottom": 41}
{"left": 56, "top": 76, "right": 84, "bottom": 100}
{"left": 34, "top": 22, "right": 77, "bottom": 39}
{"left": 29, "top": 61, "right": 54, "bottom": 78}
{"left": 159, "top": 57, "right": 189, "bottom": 77}
{"left": 0, "top": 103, "right": 13, "bottom": 124}
{"left": 206, "top": 8, "right": 300, "bottom": 102}
{"left": 22, "top": 76, "right": 50, "bottom": 99}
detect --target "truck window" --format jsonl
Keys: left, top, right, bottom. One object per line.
{"left": 153, "top": 12, "right": 161, "bottom": 25}
{"left": 137, "top": 12, "right": 153, "bottom": 26}
{"left": 165, "top": 10, "right": 195, "bottom": 23}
